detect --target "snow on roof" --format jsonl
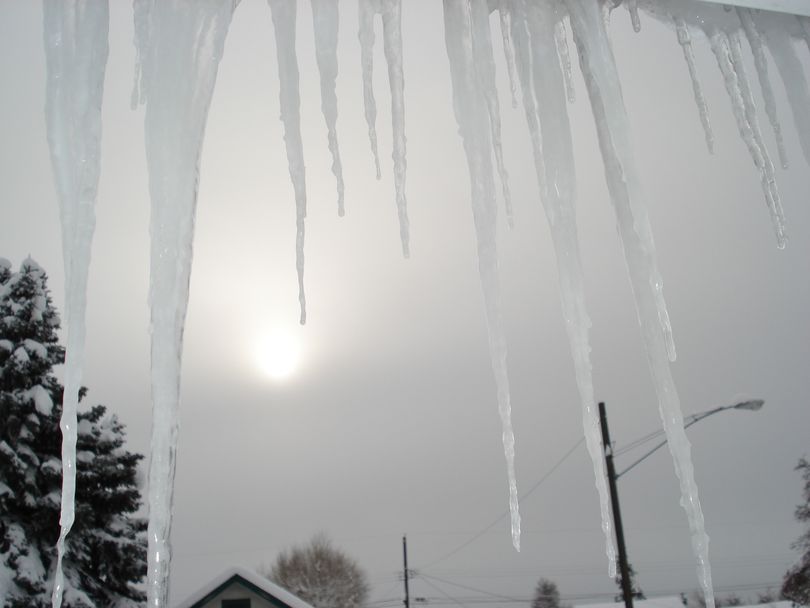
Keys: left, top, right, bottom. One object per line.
{"left": 174, "top": 566, "right": 317, "bottom": 608}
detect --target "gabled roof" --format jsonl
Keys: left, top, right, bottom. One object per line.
{"left": 174, "top": 566, "right": 317, "bottom": 608}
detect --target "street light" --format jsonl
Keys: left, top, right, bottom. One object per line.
{"left": 598, "top": 399, "right": 764, "bottom": 608}
{"left": 616, "top": 399, "right": 764, "bottom": 479}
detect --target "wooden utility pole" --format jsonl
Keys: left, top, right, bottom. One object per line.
{"left": 402, "top": 535, "right": 410, "bottom": 608}
{"left": 599, "top": 402, "right": 634, "bottom": 608}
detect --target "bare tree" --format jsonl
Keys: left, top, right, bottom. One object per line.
{"left": 262, "top": 533, "right": 369, "bottom": 608}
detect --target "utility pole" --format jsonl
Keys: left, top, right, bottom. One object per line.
{"left": 402, "top": 535, "right": 410, "bottom": 608}
{"left": 599, "top": 402, "right": 634, "bottom": 608}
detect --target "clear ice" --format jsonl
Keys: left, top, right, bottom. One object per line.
{"left": 133, "top": 1, "right": 238, "bottom": 604}
{"left": 42, "top": 2, "right": 109, "bottom": 606}
{"left": 568, "top": 0, "right": 710, "bottom": 603}
{"left": 443, "top": 0, "right": 521, "bottom": 551}
{"left": 358, "top": 0, "right": 410, "bottom": 256}
{"left": 512, "top": 0, "right": 617, "bottom": 577}
{"left": 34, "top": 1, "right": 810, "bottom": 606}
{"left": 311, "top": 0, "right": 346, "bottom": 216}
{"left": 269, "top": 0, "right": 308, "bottom": 324}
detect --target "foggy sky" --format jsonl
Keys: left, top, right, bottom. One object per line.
{"left": 0, "top": 1, "right": 808, "bottom": 607}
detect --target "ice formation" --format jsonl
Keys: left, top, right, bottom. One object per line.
{"left": 443, "top": 0, "right": 521, "bottom": 551}
{"left": 41, "top": 2, "right": 109, "bottom": 605}
{"left": 269, "top": 0, "right": 309, "bottom": 325}
{"left": 311, "top": 0, "right": 346, "bottom": 216}
{"left": 132, "top": 1, "right": 239, "bottom": 605}
{"left": 510, "top": 0, "right": 617, "bottom": 576}
{"left": 38, "top": 0, "right": 810, "bottom": 606}
{"left": 358, "top": 0, "right": 410, "bottom": 257}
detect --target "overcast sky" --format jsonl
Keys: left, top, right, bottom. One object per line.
{"left": 1, "top": 1, "right": 809, "bottom": 607}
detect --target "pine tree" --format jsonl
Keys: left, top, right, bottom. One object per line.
{"left": 0, "top": 257, "right": 147, "bottom": 607}
{"left": 782, "top": 457, "right": 810, "bottom": 605}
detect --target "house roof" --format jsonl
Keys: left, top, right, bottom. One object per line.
{"left": 174, "top": 566, "right": 317, "bottom": 608}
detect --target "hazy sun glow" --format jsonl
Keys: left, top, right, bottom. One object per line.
{"left": 254, "top": 328, "right": 303, "bottom": 380}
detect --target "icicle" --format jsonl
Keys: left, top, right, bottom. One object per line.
{"left": 510, "top": 6, "right": 548, "bottom": 199}
{"left": 674, "top": 17, "right": 714, "bottom": 154}
{"left": 627, "top": 0, "right": 641, "bottom": 33}
{"left": 737, "top": 9, "right": 788, "bottom": 169}
{"left": 759, "top": 12, "right": 810, "bottom": 168}
{"left": 357, "top": 0, "right": 410, "bottom": 256}
{"left": 358, "top": 0, "right": 381, "bottom": 179}
{"left": 269, "top": 0, "right": 308, "bottom": 322}
{"left": 497, "top": 0, "right": 519, "bottom": 109}
{"left": 312, "top": 0, "right": 345, "bottom": 216}
{"left": 513, "top": 0, "right": 616, "bottom": 577}
{"left": 380, "top": 0, "right": 410, "bottom": 257}
{"left": 443, "top": 0, "right": 520, "bottom": 552}
{"left": 131, "top": 0, "right": 153, "bottom": 109}
{"left": 42, "top": 3, "right": 109, "bottom": 606}
{"left": 565, "top": 3, "right": 715, "bottom": 605}
{"left": 471, "top": 0, "right": 513, "bottom": 228}
{"left": 554, "top": 18, "right": 576, "bottom": 104}
{"left": 799, "top": 16, "right": 810, "bottom": 55}
{"left": 566, "top": 2, "right": 676, "bottom": 364}
{"left": 707, "top": 27, "right": 786, "bottom": 249}
{"left": 134, "top": 2, "right": 238, "bottom": 604}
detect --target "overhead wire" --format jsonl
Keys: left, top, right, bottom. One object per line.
{"left": 419, "top": 436, "right": 585, "bottom": 569}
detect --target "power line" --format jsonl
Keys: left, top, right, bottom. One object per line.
{"left": 418, "top": 575, "right": 471, "bottom": 608}
{"left": 419, "top": 573, "right": 527, "bottom": 602}
{"left": 419, "top": 436, "right": 585, "bottom": 569}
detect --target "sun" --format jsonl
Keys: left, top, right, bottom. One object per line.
{"left": 254, "top": 328, "right": 303, "bottom": 381}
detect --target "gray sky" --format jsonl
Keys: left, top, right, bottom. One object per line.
{"left": 1, "top": 1, "right": 808, "bottom": 606}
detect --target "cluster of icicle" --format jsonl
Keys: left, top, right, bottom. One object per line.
{"left": 39, "top": 0, "right": 810, "bottom": 606}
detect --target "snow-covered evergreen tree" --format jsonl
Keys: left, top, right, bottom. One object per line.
{"left": 0, "top": 257, "right": 146, "bottom": 607}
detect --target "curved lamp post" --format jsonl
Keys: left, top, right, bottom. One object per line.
{"left": 599, "top": 399, "right": 764, "bottom": 608}
{"left": 616, "top": 399, "right": 765, "bottom": 479}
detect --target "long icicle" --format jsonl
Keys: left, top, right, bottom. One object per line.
{"left": 471, "top": 0, "right": 513, "bottom": 228}
{"left": 269, "top": 0, "right": 308, "bottom": 323}
{"left": 42, "top": 3, "right": 109, "bottom": 606}
{"left": 565, "top": 3, "right": 714, "bottom": 606}
{"left": 707, "top": 27, "right": 786, "bottom": 249}
{"left": 312, "top": 0, "right": 345, "bottom": 216}
{"left": 444, "top": 0, "right": 521, "bottom": 551}
{"left": 497, "top": 0, "right": 520, "bottom": 109}
{"left": 510, "top": 4, "right": 548, "bottom": 199}
{"left": 626, "top": 0, "right": 641, "bottom": 32}
{"left": 358, "top": 0, "right": 382, "bottom": 179}
{"left": 381, "top": 0, "right": 410, "bottom": 257}
{"left": 759, "top": 11, "right": 810, "bottom": 168}
{"left": 674, "top": 17, "right": 714, "bottom": 154}
{"left": 514, "top": 0, "right": 616, "bottom": 577}
{"left": 134, "top": 2, "right": 238, "bottom": 604}
{"left": 554, "top": 17, "right": 576, "bottom": 104}
{"left": 737, "top": 8, "right": 788, "bottom": 169}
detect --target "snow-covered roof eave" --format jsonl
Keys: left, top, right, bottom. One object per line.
{"left": 174, "top": 566, "right": 317, "bottom": 608}
{"left": 693, "top": 0, "right": 810, "bottom": 17}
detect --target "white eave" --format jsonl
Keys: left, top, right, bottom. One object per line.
{"left": 694, "top": 0, "right": 810, "bottom": 17}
